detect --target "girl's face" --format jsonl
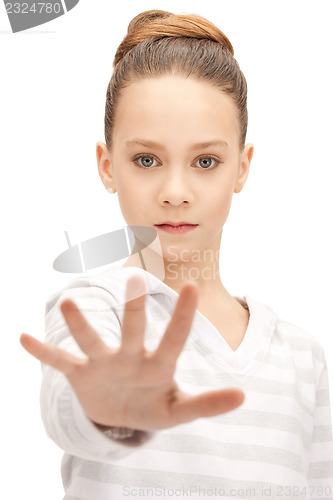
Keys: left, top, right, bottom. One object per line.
{"left": 97, "top": 75, "right": 253, "bottom": 264}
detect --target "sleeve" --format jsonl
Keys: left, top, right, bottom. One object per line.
{"left": 307, "top": 350, "right": 333, "bottom": 499}
{"left": 40, "top": 277, "right": 157, "bottom": 463}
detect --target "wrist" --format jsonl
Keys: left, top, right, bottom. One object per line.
{"left": 91, "top": 422, "right": 135, "bottom": 439}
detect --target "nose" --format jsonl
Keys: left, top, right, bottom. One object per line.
{"left": 157, "top": 168, "right": 194, "bottom": 206}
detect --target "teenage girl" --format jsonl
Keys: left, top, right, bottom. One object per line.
{"left": 20, "top": 9, "right": 333, "bottom": 500}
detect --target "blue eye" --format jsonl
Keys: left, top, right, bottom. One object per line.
{"left": 132, "top": 155, "right": 221, "bottom": 169}
{"left": 134, "top": 155, "right": 159, "bottom": 168}
{"left": 194, "top": 156, "right": 220, "bottom": 169}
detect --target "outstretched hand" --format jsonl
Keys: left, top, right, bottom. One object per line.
{"left": 20, "top": 275, "right": 245, "bottom": 431}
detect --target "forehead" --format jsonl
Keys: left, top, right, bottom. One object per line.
{"left": 113, "top": 76, "right": 239, "bottom": 146}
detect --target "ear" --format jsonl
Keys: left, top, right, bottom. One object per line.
{"left": 96, "top": 141, "right": 116, "bottom": 193}
{"left": 234, "top": 143, "right": 254, "bottom": 194}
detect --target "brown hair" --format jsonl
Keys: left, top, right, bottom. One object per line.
{"left": 104, "top": 9, "right": 248, "bottom": 151}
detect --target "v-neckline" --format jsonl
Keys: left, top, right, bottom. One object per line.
{"left": 104, "top": 266, "right": 277, "bottom": 373}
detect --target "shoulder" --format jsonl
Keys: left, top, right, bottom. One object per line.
{"left": 276, "top": 317, "right": 324, "bottom": 356}
{"left": 274, "top": 316, "right": 327, "bottom": 382}
{"left": 44, "top": 267, "right": 130, "bottom": 337}
{"left": 45, "top": 268, "right": 120, "bottom": 313}
{"left": 45, "top": 265, "right": 157, "bottom": 323}
{"left": 246, "top": 295, "right": 326, "bottom": 367}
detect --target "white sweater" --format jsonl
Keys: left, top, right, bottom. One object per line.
{"left": 42, "top": 265, "right": 333, "bottom": 499}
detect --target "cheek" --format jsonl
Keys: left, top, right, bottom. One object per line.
{"left": 117, "top": 185, "right": 136, "bottom": 215}
{"left": 116, "top": 177, "right": 148, "bottom": 223}
{"left": 209, "top": 183, "right": 234, "bottom": 214}
{"left": 118, "top": 170, "right": 150, "bottom": 198}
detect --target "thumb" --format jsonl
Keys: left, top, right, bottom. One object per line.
{"left": 169, "top": 388, "right": 245, "bottom": 426}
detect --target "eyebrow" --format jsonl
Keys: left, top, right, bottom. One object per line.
{"left": 125, "top": 138, "right": 229, "bottom": 150}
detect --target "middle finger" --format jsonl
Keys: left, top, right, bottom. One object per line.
{"left": 120, "top": 275, "right": 147, "bottom": 355}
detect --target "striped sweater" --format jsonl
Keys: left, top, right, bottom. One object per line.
{"left": 42, "top": 265, "right": 333, "bottom": 499}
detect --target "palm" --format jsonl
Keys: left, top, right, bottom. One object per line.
{"left": 20, "top": 275, "right": 244, "bottom": 431}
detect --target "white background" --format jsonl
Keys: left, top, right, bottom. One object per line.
{"left": 1, "top": 0, "right": 332, "bottom": 498}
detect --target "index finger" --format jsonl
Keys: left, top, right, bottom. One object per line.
{"left": 153, "top": 281, "right": 198, "bottom": 368}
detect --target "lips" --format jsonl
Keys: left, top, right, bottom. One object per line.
{"left": 154, "top": 221, "right": 198, "bottom": 227}
{"left": 154, "top": 223, "right": 198, "bottom": 234}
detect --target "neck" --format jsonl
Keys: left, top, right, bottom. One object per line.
{"left": 122, "top": 243, "right": 235, "bottom": 306}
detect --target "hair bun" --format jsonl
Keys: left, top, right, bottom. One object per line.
{"left": 127, "top": 9, "right": 174, "bottom": 35}
{"left": 114, "top": 9, "right": 234, "bottom": 67}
